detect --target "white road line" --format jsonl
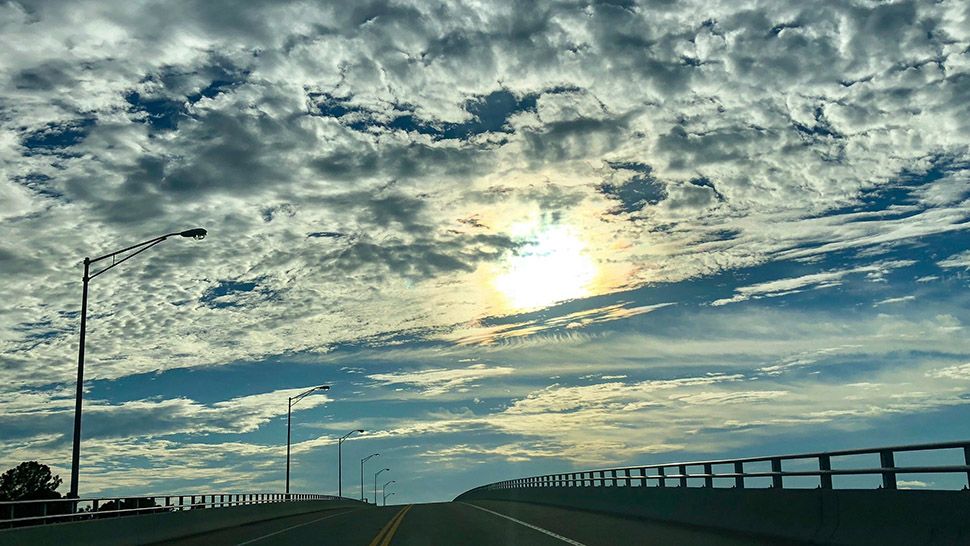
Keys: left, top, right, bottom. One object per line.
{"left": 460, "top": 502, "right": 588, "bottom": 546}
{"left": 235, "top": 508, "right": 359, "bottom": 545}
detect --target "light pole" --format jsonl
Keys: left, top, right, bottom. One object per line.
{"left": 286, "top": 385, "right": 330, "bottom": 496}
{"left": 69, "top": 228, "right": 207, "bottom": 498}
{"left": 382, "top": 480, "right": 395, "bottom": 506}
{"left": 374, "top": 468, "right": 389, "bottom": 505}
{"left": 337, "top": 429, "right": 363, "bottom": 497}
{"left": 384, "top": 492, "right": 395, "bottom": 505}
{"left": 360, "top": 453, "right": 379, "bottom": 502}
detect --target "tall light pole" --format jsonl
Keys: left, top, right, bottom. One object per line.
{"left": 360, "top": 453, "right": 379, "bottom": 502}
{"left": 69, "top": 228, "right": 207, "bottom": 498}
{"left": 374, "top": 468, "right": 389, "bottom": 505}
{"left": 384, "top": 492, "right": 395, "bottom": 505}
{"left": 286, "top": 385, "right": 330, "bottom": 496}
{"left": 382, "top": 480, "right": 395, "bottom": 506}
{"left": 337, "top": 429, "right": 363, "bottom": 497}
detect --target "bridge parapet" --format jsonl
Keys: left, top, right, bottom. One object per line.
{"left": 0, "top": 492, "right": 339, "bottom": 528}
{"left": 456, "top": 440, "right": 970, "bottom": 545}
{"left": 0, "top": 496, "right": 364, "bottom": 546}
{"left": 460, "top": 440, "right": 970, "bottom": 494}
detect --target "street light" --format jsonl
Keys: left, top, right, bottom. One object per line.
{"left": 374, "top": 468, "right": 389, "bottom": 505}
{"left": 384, "top": 491, "right": 395, "bottom": 505}
{"left": 360, "top": 453, "right": 379, "bottom": 502}
{"left": 69, "top": 228, "right": 207, "bottom": 498}
{"left": 337, "top": 429, "right": 364, "bottom": 497}
{"left": 286, "top": 385, "right": 330, "bottom": 496}
{"left": 382, "top": 480, "right": 395, "bottom": 506}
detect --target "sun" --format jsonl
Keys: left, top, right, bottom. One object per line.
{"left": 494, "top": 224, "right": 597, "bottom": 311}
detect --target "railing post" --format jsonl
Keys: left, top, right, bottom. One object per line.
{"left": 639, "top": 468, "right": 647, "bottom": 487}
{"left": 678, "top": 465, "right": 687, "bottom": 487}
{"left": 611, "top": 470, "right": 617, "bottom": 486}
{"left": 771, "top": 459, "right": 783, "bottom": 488}
{"left": 625, "top": 468, "right": 632, "bottom": 486}
{"left": 734, "top": 462, "right": 744, "bottom": 489}
{"left": 658, "top": 466, "right": 666, "bottom": 488}
{"left": 964, "top": 445, "right": 970, "bottom": 490}
{"left": 819, "top": 455, "right": 833, "bottom": 489}
{"left": 880, "top": 450, "right": 896, "bottom": 490}
{"left": 704, "top": 463, "right": 713, "bottom": 488}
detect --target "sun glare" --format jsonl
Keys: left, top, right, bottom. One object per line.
{"left": 494, "top": 224, "right": 597, "bottom": 311}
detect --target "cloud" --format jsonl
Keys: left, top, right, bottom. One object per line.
{"left": 711, "top": 261, "right": 914, "bottom": 306}
{"left": 873, "top": 295, "right": 916, "bottom": 306}
{"left": 926, "top": 363, "right": 970, "bottom": 380}
{"left": 367, "top": 364, "right": 514, "bottom": 396}
{"left": 939, "top": 250, "right": 970, "bottom": 269}
{"left": 0, "top": 385, "right": 331, "bottom": 443}
{"left": 2, "top": 0, "right": 970, "bottom": 499}
{"left": 897, "top": 480, "right": 931, "bottom": 489}
{"left": 2, "top": 0, "right": 969, "bottom": 392}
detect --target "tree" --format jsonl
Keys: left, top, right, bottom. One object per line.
{"left": 0, "top": 461, "right": 62, "bottom": 502}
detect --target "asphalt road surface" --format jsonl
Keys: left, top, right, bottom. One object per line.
{"left": 160, "top": 500, "right": 802, "bottom": 545}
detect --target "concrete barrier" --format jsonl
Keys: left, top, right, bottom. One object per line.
{"left": 456, "top": 486, "right": 970, "bottom": 545}
{"left": 0, "top": 499, "right": 365, "bottom": 545}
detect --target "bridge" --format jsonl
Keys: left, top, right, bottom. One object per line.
{"left": 2, "top": 440, "right": 969, "bottom": 545}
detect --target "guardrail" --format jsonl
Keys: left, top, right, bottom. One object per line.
{"left": 465, "top": 440, "right": 970, "bottom": 493}
{"left": 0, "top": 493, "right": 339, "bottom": 528}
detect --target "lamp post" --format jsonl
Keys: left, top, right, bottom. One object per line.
{"left": 360, "top": 453, "right": 379, "bottom": 502}
{"left": 69, "top": 228, "right": 207, "bottom": 498}
{"left": 384, "top": 492, "right": 395, "bottom": 505}
{"left": 382, "top": 480, "right": 395, "bottom": 506}
{"left": 374, "top": 468, "right": 389, "bottom": 505}
{"left": 286, "top": 385, "right": 330, "bottom": 496}
{"left": 337, "top": 429, "right": 363, "bottom": 497}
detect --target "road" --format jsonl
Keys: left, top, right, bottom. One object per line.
{"left": 159, "top": 500, "right": 803, "bottom": 545}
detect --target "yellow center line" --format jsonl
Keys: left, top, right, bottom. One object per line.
{"left": 367, "top": 504, "right": 413, "bottom": 546}
{"left": 378, "top": 504, "right": 413, "bottom": 546}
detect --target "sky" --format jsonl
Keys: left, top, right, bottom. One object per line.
{"left": 1, "top": 0, "right": 969, "bottom": 504}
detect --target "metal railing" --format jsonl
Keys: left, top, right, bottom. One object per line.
{"left": 0, "top": 492, "right": 340, "bottom": 528}
{"left": 465, "top": 440, "right": 970, "bottom": 494}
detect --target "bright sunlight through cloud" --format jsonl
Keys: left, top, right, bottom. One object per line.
{"left": 494, "top": 224, "right": 597, "bottom": 311}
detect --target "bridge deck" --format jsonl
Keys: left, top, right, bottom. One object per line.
{"left": 160, "top": 500, "right": 797, "bottom": 546}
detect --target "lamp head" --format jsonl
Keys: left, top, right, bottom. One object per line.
{"left": 357, "top": 429, "right": 365, "bottom": 433}
{"left": 316, "top": 385, "right": 330, "bottom": 391}
{"left": 179, "top": 228, "right": 207, "bottom": 240}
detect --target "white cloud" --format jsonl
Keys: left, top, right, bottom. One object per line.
{"left": 939, "top": 250, "right": 970, "bottom": 269}
{"left": 927, "top": 363, "right": 970, "bottom": 380}
{"left": 711, "top": 261, "right": 914, "bottom": 306}
{"left": 874, "top": 295, "right": 916, "bottom": 306}
{"left": 367, "top": 364, "right": 514, "bottom": 396}
{"left": 1, "top": 0, "right": 969, "bottom": 390}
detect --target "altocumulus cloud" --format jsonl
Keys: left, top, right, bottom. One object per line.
{"left": 1, "top": 0, "right": 970, "bottom": 498}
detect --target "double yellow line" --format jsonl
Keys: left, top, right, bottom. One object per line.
{"left": 367, "top": 504, "right": 413, "bottom": 546}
